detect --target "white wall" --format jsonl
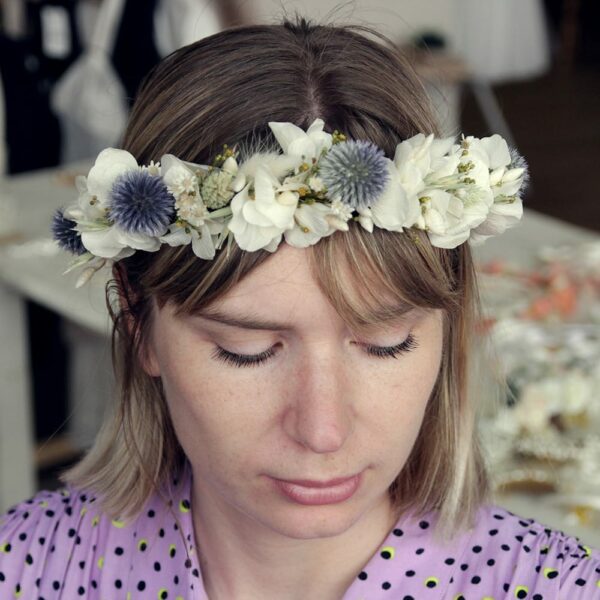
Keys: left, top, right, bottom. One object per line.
{"left": 249, "top": 0, "right": 458, "bottom": 48}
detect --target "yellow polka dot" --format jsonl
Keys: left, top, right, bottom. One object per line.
{"left": 380, "top": 546, "right": 395, "bottom": 559}
{"left": 91, "top": 515, "right": 100, "bottom": 527}
{"left": 126, "top": 594, "right": 131, "bottom": 600}
{"left": 596, "top": 580, "right": 600, "bottom": 588}
{"left": 543, "top": 567, "right": 559, "bottom": 579}
{"left": 158, "top": 589, "right": 168, "bottom": 599}
{"left": 137, "top": 538, "right": 148, "bottom": 551}
{"left": 111, "top": 518, "right": 126, "bottom": 528}
{"left": 425, "top": 576, "right": 439, "bottom": 588}
{"left": 39, "top": 500, "right": 48, "bottom": 507}
{"left": 169, "top": 543, "right": 176, "bottom": 557}
{"left": 80, "top": 507, "right": 87, "bottom": 517}
{"left": 453, "top": 595, "right": 466, "bottom": 600}
{"left": 514, "top": 586, "right": 529, "bottom": 598}
{"left": 14, "top": 583, "right": 22, "bottom": 598}
{"left": 97, "top": 556, "right": 104, "bottom": 569}
{"left": 583, "top": 545, "right": 592, "bottom": 558}
{"left": 483, "top": 597, "right": 495, "bottom": 600}
{"left": 179, "top": 499, "right": 190, "bottom": 513}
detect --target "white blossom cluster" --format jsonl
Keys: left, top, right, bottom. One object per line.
{"left": 55, "top": 118, "right": 528, "bottom": 286}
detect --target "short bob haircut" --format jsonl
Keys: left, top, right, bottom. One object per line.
{"left": 61, "top": 14, "right": 497, "bottom": 541}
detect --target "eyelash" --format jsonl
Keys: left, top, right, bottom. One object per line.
{"left": 210, "top": 333, "right": 419, "bottom": 368}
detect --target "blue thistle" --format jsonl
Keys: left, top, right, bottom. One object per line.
{"left": 110, "top": 170, "right": 175, "bottom": 236}
{"left": 52, "top": 208, "right": 86, "bottom": 255}
{"left": 318, "top": 139, "right": 389, "bottom": 209}
{"left": 509, "top": 147, "right": 530, "bottom": 195}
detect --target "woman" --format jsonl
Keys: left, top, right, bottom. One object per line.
{"left": 1, "top": 15, "right": 598, "bottom": 600}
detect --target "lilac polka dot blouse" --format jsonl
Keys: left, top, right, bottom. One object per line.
{"left": 1, "top": 458, "right": 599, "bottom": 599}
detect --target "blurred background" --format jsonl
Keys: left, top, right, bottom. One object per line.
{"left": 0, "top": 0, "right": 599, "bottom": 543}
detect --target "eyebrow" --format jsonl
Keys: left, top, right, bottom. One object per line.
{"left": 194, "top": 304, "right": 417, "bottom": 332}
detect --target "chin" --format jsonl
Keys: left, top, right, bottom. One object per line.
{"left": 254, "top": 499, "right": 368, "bottom": 540}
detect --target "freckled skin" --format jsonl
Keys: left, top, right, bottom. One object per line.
{"left": 144, "top": 243, "right": 444, "bottom": 598}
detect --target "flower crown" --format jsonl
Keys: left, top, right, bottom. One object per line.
{"left": 52, "top": 118, "right": 529, "bottom": 286}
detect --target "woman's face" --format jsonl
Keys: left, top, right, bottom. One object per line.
{"left": 144, "top": 243, "right": 444, "bottom": 540}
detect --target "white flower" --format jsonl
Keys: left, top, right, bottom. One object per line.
{"left": 230, "top": 153, "right": 299, "bottom": 194}
{"left": 161, "top": 154, "right": 200, "bottom": 198}
{"left": 228, "top": 164, "right": 299, "bottom": 252}
{"left": 268, "top": 118, "right": 333, "bottom": 162}
{"left": 86, "top": 148, "right": 139, "bottom": 208}
{"left": 79, "top": 225, "right": 160, "bottom": 259}
{"left": 469, "top": 195, "right": 523, "bottom": 246}
{"left": 357, "top": 160, "right": 420, "bottom": 233}
{"left": 160, "top": 221, "right": 224, "bottom": 260}
{"left": 308, "top": 176, "right": 325, "bottom": 193}
{"left": 284, "top": 202, "right": 337, "bottom": 247}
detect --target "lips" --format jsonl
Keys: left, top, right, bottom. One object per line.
{"left": 278, "top": 475, "right": 358, "bottom": 488}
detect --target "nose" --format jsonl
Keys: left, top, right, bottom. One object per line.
{"left": 282, "top": 346, "right": 354, "bottom": 453}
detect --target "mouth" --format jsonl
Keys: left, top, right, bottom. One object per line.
{"left": 269, "top": 472, "right": 363, "bottom": 505}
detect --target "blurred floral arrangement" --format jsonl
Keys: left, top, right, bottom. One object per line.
{"left": 476, "top": 240, "right": 600, "bottom": 528}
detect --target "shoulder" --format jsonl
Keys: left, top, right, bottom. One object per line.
{"left": 0, "top": 480, "right": 199, "bottom": 599}
{"left": 448, "top": 503, "right": 600, "bottom": 598}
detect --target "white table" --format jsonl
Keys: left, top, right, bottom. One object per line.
{"left": 1, "top": 163, "right": 599, "bottom": 547}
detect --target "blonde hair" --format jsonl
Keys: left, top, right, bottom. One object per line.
{"left": 61, "top": 14, "right": 498, "bottom": 541}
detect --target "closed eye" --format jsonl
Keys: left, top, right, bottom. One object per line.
{"left": 210, "top": 333, "right": 419, "bottom": 368}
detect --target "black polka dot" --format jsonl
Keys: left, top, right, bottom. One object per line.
{"left": 0, "top": 572, "right": 4, "bottom": 582}
{"left": 25, "top": 553, "right": 33, "bottom": 565}
{"left": 533, "top": 595, "right": 543, "bottom": 600}
{"left": 45, "top": 509, "right": 55, "bottom": 517}
{"left": 159, "top": 528, "right": 165, "bottom": 537}
{"left": 78, "top": 586, "right": 85, "bottom": 595}
{"left": 160, "top": 591, "right": 168, "bottom": 599}
{"left": 501, "top": 544, "right": 511, "bottom": 551}
{"left": 147, "top": 509, "right": 155, "bottom": 518}
{"left": 487, "top": 558, "right": 496, "bottom": 566}
{"left": 358, "top": 571, "right": 368, "bottom": 581}
{"left": 137, "top": 581, "right": 146, "bottom": 591}
{"left": 18, "top": 532, "right": 27, "bottom": 541}
{"left": 418, "top": 520, "right": 430, "bottom": 529}
{"left": 504, "top": 583, "right": 510, "bottom": 592}
{"left": 575, "top": 578, "right": 586, "bottom": 586}
{"left": 472, "top": 545, "right": 482, "bottom": 553}
{"left": 405, "top": 570, "right": 415, "bottom": 577}
{"left": 67, "top": 528, "right": 76, "bottom": 538}
{"left": 115, "top": 546, "right": 124, "bottom": 556}
{"left": 78, "top": 561, "right": 85, "bottom": 569}
{"left": 460, "top": 563, "right": 469, "bottom": 571}
{"left": 38, "top": 537, "right": 45, "bottom": 545}
{"left": 170, "top": 546, "right": 176, "bottom": 558}
{"left": 402, "top": 596, "right": 414, "bottom": 600}
{"left": 393, "top": 528, "right": 404, "bottom": 537}
{"left": 516, "top": 590, "right": 528, "bottom": 599}
{"left": 380, "top": 549, "right": 392, "bottom": 559}
{"left": 382, "top": 581, "right": 391, "bottom": 590}
{"left": 154, "top": 561, "right": 161, "bottom": 571}
{"left": 115, "top": 579, "right": 122, "bottom": 589}
{"left": 488, "top": 529, "right": 498, "bottom": 536}
{"left": 416, "top": 548, "right": 425, "bottom": 555}
{"left": 53, "top": 580, "right": 60, "bottom": 590}
{"left": 445, "top": 557, "right": 455, "bottom": 565}
{"left": 471, "top": 575, "right": 481, "bottom": 584}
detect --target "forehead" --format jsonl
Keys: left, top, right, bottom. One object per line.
{"left": 191, "top": 243, "right": 421, "bottom": 332}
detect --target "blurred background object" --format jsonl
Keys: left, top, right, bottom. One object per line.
{"left": 0, "top": 0, "right": 598, "bottom": 543}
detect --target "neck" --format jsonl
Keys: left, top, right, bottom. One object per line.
{"left": 190, "top": 476, "right": 398, "bottom": 600}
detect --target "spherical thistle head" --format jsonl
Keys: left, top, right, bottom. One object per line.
{"left": 52, "top": 207, "right": 86, "bottom": 255}
{"left": 318, "top": 139, "right": 390, "bottom": 210}
{"left": 110, "top": 170, "right": 175, "bottom": 236}
{"left": 509, "top": 146, "right": 531, "bottom": 195}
